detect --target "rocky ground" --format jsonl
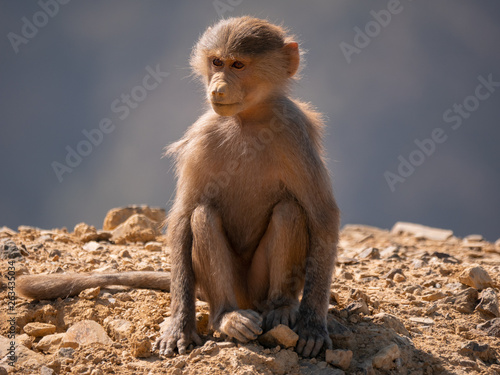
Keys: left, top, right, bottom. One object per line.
{"left": 0, "top": 206, "right": 499, "bottom": 375}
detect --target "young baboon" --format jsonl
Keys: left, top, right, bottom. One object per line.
{"left": 155, "top": 16, "right": 339, "bottom": 358}
{"left": 15, "top": 16, "right": 339, "bottom": 359}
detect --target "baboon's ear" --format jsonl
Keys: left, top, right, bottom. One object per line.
{"left": 283, "top": 42, "right": 300, "bottom": 78}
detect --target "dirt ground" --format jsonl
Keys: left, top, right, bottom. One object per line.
{"left": 1, "top": 212, "right": 499, "bottom": 375}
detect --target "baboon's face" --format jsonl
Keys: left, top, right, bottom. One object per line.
{"left": 206, "top": 55, "right": 271, "bottom": 117}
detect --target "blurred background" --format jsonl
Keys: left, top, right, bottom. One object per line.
{"left": 1, "top": 1, "right": 499, "bottom": 241}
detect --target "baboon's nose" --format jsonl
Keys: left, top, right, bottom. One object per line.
{"left": 211, "top": 83, "right": 227, "bottom": 98}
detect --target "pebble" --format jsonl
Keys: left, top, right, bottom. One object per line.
{"left": 23, "top": 322, "right": 56, "bottom": 337}
{"left": 103, "top": 205, "right": 166, "bottom": 231}
{"left": 358, "top": 247, "right": 380, "bottom": 259}
{"left": 57, "top": 347, "right": 75, "bottom": 358}
{"left": 0, "top": 240, "right": 23, "bottom": 259}
{"left": 325, "top": 349, "right": 352, "bottom": 370}
{"left": 452, "top": 288, "right": 479, "bottom": 314}
{"left": 372, "top": 313, "right": 410, "bottom": 337}
{"left": 458, "top": 341, "right": 495, "bottom": 362}
{"left": 130, "top": 333, "right": 151, "bottom": 358}
{"left": 409, "top": 317, "right": 435, "bottom": 325}
{"left": 476, "top": 318, "right": 500, "bottom": 337}
{"left": 106, "top": 319, "right": 133, "bottom": 341}
{"left": 79, "top": 286, "right": 101, "bottom": 300}
{"left": 458, "top": 266, "right": 494, "bottom": 290}
{"left": 35, "top": 333, "right": 65, "bottom": 353}
{"left": 475, "top": 288, "right": 499, "bottom": 317}
{"left": 258, "top": 324, "right": 298, "bottom": 349}
{"left": 393, "top": 273, "right": 406, "bottom": 283}
{"left": 40, "top": 366, "right": 55, "bottom": 375}
{"left": 391, "top": 222, "right": 453, "bottom": 241}
{"left": 74, "top": 223, "right": 100, "bottom": 242}
{"left": 62, "top": 320, "right": 112, "bottom": 348}
{"left": 82, "top": 241, "right": 103, "bottom": 252}
{"left": 385, "top": 268, "right": 404, "bottom": 280}
{"left": 145, "top": 241, "right": 163, "bottom": 251}
{"left": 344, "top": 300, "right": 370, "bottom": 316}
{"left": 371, "top": 343, "right": 400, "bottom": 370}
{"left": 111, "top": 214, "right": 160, "bottom": 244}
{"left": 422, "top": 291, "right": 446, "bottom": 302}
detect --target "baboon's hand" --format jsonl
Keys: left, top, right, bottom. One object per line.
{"left": 154, "top": 317, "right": 202, "bottom": 357}
{"left": 294, "top": 315, "right": 332, "bottom": 357}
{"left": 219, "top": 309, "right": 263, "bottom": 343}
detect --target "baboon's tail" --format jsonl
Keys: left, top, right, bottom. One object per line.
{"left": 16, "top": 271, "right": 170, "bottom": 300}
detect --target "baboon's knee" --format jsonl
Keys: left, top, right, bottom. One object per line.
{"left": 272, "top": 201, "right": 305, "bottom": 225}
{"left": 191, "top": 205, "right": 222, "bottom": 230}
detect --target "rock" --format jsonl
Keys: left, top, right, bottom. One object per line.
{"left": 372, "top": 343, "right": 400, "bottom": 370}
{"left": 23, "top": 322, "right": 56, "bottom": 337}
{"left": 452, "top": 287, "right": 479, "bottom": 314}
{"left": 62, "top": 320, "right": 112, "bottom": 348}
{"left": 422, "top": 291, "right": 446, "bottom": 302}
{"left": 430, "top": 252, "right": 460, "bottom": 264}
{"left": 73, "top": 223, "right": 99, "bottom": 242}
{"left": 358, "top": 247, "right": 380, "bottom": 259}
{"left": 325, "top": 349, "right": 352, "bottom": 370}
{"left": 464, "top": 234, "right": 483, "bottom": 242}
{"left": 0, "top": 240, "right": 23, "bottom": 259}
{"left": 145, "top": 241, "right": 163, "bottom": 251}
{"left": 458, "top": 266, "right": 494, "bottom": 290}
{"left": 380, "top": 246, "right": 399, "bottom": 259}
{"left": 344, "top": 300, "right": 370, "bottom": 316}
{"left": 0, "top": 334, "right": 45, "bottom": 365}
{"left": 79, "top": 286, "right": 101, "bottom": 300}
{"left": 394, "top": 273, "right": 406, "bottom": 283}
{"left": 217, "top": 341, "right": 236, "bottom": 349}
{"left": 0, "top": 367, "right": 7, "bottom": 375}
{"left": 372, "top": 313, "right": 410, "bottom": 337}
{"left": 103, "top": 205, "right": 166, "bottom": 231}
{"left": 40, "top": 366, "right": 55, "bottom": 375}
{"left": 385, "top": 268, "right": 404, "bottom": 280}
{"left": 82, "top": 241, "right": 103, "bottom": 252}
{"left": 57, "top": 347, "right": 75, "bottom": 358}
{"left": 258, "top": 324, "right": 299, "bottom": 349}
{"left": 391, "top": 222, "right": 453, "bottom": 241}
{"left": 0, "top": 226, "right": 16, "bottom": 238}
{"left": 106, "top": 319, "right": 133, "bottom": 341}
{"left": 409, "top": 317, "right": 435, "bottom": 325}
{"left": 196, "top": 312, "right": 210, "bottom": 334}
{"left": 475, "top": 288, "right": 499, "bottom": 317}
{"left": 35, "top": 333, "right": 65, "bottom": 353}
{"left": 477, "top": 318, "right": 500, "bottom": 337}
{"left": 130, "top": 333, "right": 151, "bottom": 358}
{"left": 16, "top": 333, "right": 32, "bottom": 349}
{"left": 111, "top": 214, "right": 160, "bottom": 244}
{"left": 458, "top": 341, "right": 495, "bottom": 362}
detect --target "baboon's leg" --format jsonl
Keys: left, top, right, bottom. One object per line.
{"left": 191, "top": 205, "right": 262, "bottom": 342}
{"left": 248, "top": 200, "right": 308, "bottom": 330}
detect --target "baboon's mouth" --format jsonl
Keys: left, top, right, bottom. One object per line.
{"left": 211, "top": 102, "right": 240, "bottom": 107}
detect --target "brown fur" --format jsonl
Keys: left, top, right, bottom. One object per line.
{"left": 155, "top": 16, "right": 339, "bottom": 358}
{"left": 16, "top": 271, "right": 170, "bottom": 300}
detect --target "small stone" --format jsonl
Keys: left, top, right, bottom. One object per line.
{"left": 458, "top": 341, "right": 495, "bottom": 362}
{"left": 74, "top": 223, "right": 99, "bottom": 242}
{"left": 464, "top": 234, "right": 483, "bottom": 242}
{"left": 0, "top": 240, "right": 23, "bottom": 259}
{"left": 196, "top": 312, "right": 210, "bottom": 334}
{"left": 130, "top": 333, "right": 151, "bottom": 358}
{"left": 458, "top": 266, "right": 494, "bottom": 290}
{"left": 422, "top": 291, "right": 446, "bottom": 302}
{"left": 431, "top": 252, "right": 460, "bottom": 264}
{"left": 216, "top": 341, "right": 236, "bottom": 349}
{"left": 475, "top": 288, "right": 499, "bottom": 317}
{"left": 103, "top": 205, "right": 166, "bottom": 231}
{"left": 82, "top": 241, "right": 103, "bottom": 252}
{"left": 452, "top": 288, "right": 479, "bottom": 314}
{"left": 16, "top": 333, "right": 32, "bottom": 349}
{"left": 342, "top": 271, "right": 354, "bottom": 280}
{"left": 372, "top": 343, "right": 400, "bottom": 370}
{"left": 344, "top": 300, "right": 370, "bottom": 316}
{"left": 62, "top": 320, "right": 112, "bottom": 348}
{"left": 391, "top": 222, "right": 453, "bottom": 241}
{"left": 0, "top": 226, "right": 16, "bottom": 237}
{"left": 35, "top": 333, "right": 65, "bottom": 353}
{"left": 409, "top": 317, "right": 435, "bottom": 325}
{"left": 372, "top": 313, "right": 410, "bottom": 336}
{"left": 119, "top": 249, "right": 132, "bottom": 258}
{"left": 258, "top": 324, "right": 298, "bottom": 348}
{"left": 380, "top": 246, "right": 399, "bottom": 259}
{"left": 358, "top": 247, "right": 380, "bottom": 259}
{"left": 325, "top": 349, "right": 352, "bottom": 370}
{"left": 57, "top": 347, "right": 75, "bottom": 358}
{"left": 145, "top": 241, "right": 163, "bottom": 251}
{"left": 199, "top": 340, "right": 219, "bottom": 356}
{"left": 40, "top": 366, "right": 55, "bottom": 375}
{"left": 477, "top": 318, "right": 500, "bottom": 337}
{"left": 79, "top": 286, "right": 101, "bottom": 300}
{"left": 111, "top": 214, "right": 160, "bottom": 244}
{"left": 106, "top": 319, "right": 133, "bottom": 341}
{"left": 425, "top": 303, "right": 439, "bottom": 316}
{"left": 394, "top": 273, "right": 406, "bottom": 283}
{"left": 385, "top": 268, "right": 404, "bottom": 280}
{"left": 23, "top": 322, "right": 56, "bottom": 337}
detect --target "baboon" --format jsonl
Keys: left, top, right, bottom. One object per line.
{"left": 15, "top": 16, "right": 339, "bottom": 359}
{"left": 156, "top": 16, "right": 339, "bottom": 358}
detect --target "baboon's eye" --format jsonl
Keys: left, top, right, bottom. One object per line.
{"left": 232, "top": 61, "right": 245, "bottom": 69}
{"left": 212, "top": 58, "right": 223, "bottom": 67}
